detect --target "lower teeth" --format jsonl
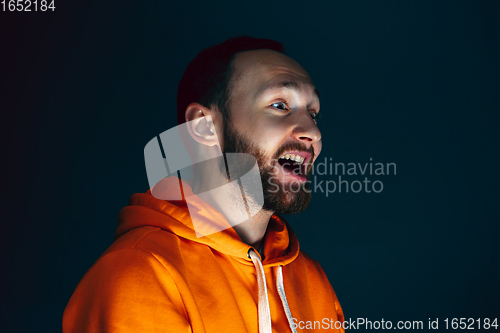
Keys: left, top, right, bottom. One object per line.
{"left": 279, "top": 159, "right": 301, "bottom": 175}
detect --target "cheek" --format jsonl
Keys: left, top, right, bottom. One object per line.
{"left": 231, "top": 108, "right": 292, "bottom": 155}
{"left": 254, "top": 113, "right": 289, "bottom": 134}
{"left": 251, "top": 121, "right": 289, "bottom": 152}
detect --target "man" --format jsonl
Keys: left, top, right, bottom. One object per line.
{"left": 63, "top": 36, "right": 344, "bottom": 333}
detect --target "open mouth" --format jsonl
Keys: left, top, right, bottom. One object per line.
{"left": 277, "top": 152, "right": 310, "bottom": 182}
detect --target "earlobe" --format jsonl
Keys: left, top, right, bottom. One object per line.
{"left": 185, "top": 103, "right": 220, "bottom": 147}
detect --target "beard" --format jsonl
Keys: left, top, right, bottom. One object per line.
{"left": 221, "top": 119, "right": 314, "bottom": 215}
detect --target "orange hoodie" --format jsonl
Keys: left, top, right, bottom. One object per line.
{"left": 63, "top": 177, "right": 345, "bottom": 333}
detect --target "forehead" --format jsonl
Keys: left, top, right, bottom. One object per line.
{"left": 231, "top": 49, "right": 316, "bottom": 98}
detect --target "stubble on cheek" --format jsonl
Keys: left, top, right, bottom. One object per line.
{"left": 222, "top": 119, "right": 313, "bottom": 215}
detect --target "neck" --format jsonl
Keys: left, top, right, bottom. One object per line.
{"left": 186, "top": 161, "right": 273, "bottom": 249}
{"left": 232, "top": 209, "right": 273, "bottom": 250}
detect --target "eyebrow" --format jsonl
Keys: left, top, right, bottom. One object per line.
{"left": 257, "top": 80, "right": 320, "bottom": 100}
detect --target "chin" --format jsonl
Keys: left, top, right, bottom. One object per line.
{"left": 262, "top": 181, "right": 312, "bottom": 215}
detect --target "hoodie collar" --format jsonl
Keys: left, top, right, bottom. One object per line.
{"left": 116, "top": 177, "right": 299, "bottom": 266}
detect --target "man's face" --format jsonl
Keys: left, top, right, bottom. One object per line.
{"left": 221, "top": 49, "right": 322, "bottom": 215}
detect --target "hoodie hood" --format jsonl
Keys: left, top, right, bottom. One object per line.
{"left": 116, "top": 176, "right": 300, "bottom": 267}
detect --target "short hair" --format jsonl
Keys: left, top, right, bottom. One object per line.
{"left": 176, "top": 36, "right": 285, "bottom": 125}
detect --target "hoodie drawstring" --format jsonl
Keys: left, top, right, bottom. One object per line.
{"left": 249, "top": 250, "right": 272, "bottom": 333}
{"left": 276, "top": 265, "right": 298, "bottom": 333}
{"left": 248, "top": 249, "right": 297, "bottom": 333}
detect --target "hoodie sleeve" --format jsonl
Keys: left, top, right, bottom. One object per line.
{"left": 62, "top": 248, "right": 192, "bottom": 333}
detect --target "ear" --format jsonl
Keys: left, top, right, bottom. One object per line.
{"left": 185, "top": 103, "right": 220, "bottom": 147}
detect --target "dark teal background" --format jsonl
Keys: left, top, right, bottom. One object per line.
{"left": 1, "top": 1, "right": 499, "bottom": 331}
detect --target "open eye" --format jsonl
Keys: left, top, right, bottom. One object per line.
{"left": 270, "top": 101, "right": 288, "bottom": 111}
{"left": 309, "top": 111, "right": 320, "bottom": 124}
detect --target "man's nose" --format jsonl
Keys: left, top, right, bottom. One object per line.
{"left": 291, "top": 111, "right": 322, "bottom": 144}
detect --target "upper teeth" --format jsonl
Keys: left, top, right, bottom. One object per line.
{"left": 281, "top": 153, "right": 305, "bottom": 164}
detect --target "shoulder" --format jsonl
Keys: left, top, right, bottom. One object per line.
{"left": 63, "top": 228, "right": 190, "bottom": 332}
{"left": 286, "top": 250, "right": 345, "bottom": 322}
{"left": 67, "top": 226, "right": 189, "bottom": 307}
{"left": 102, "top": 226, "right": 191, "bottom": 268}
{"left": 292, "top": 249, "right": 330, "bottom": 277}
{"left": 285, "top": 249, "right": 341, "bottom": 302}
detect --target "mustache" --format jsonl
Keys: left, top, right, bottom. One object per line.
{"left": 272, "top": 142, "right": 315, "bottom": 161}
